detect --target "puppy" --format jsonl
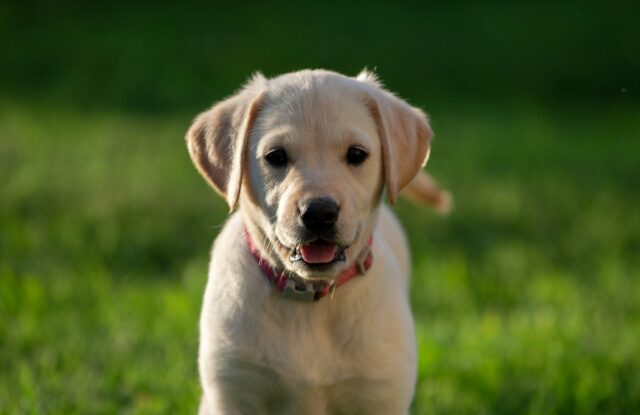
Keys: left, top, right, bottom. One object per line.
{"left": 186, "top": 69, "right": 449, "bottom": 414}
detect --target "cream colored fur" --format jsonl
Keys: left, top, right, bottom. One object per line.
{"left": 186, "top": 69, "right": 448, "bottom": 414}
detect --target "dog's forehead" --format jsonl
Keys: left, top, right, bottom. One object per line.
{"left": 255, "top": 74, "right": 377, "bottom": 144}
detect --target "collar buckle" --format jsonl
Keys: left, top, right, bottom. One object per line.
{"left": 356, "top": 246, "right": 371, "bottom": 276}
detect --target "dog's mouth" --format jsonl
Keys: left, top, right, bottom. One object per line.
{"left": 290, "top": 239, "right": 347, "bottom": 266}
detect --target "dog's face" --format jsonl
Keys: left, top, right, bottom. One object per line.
{"left": 187, "top": 70, "right": 432, "bottom": 279}
{"left": 244, "top": 78, "right": 384, "bottom": 278}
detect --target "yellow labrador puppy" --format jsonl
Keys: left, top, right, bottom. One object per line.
{"left": 186, "top": 69, "right": 449, "bottom": 414}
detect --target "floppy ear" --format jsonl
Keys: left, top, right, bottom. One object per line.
{"left": 186, "top": 79, "right": 266, "bottom": 210}
{"left": 359, "top": 71, "right": 433, "bottom": 204}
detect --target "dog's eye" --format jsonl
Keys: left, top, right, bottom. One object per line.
{"left": 346, "top": 146, "right": 368, "bottom": 166}
{"left": 265, "top": 148, "right": 288, "bottom": 167}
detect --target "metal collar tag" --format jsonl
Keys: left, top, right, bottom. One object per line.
{"left": 282, "top": 279, "right": 316, "bottom": 302}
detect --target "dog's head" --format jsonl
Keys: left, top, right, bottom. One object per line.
{"left": 186, "top": 70, "right": 432, "bottom": 279}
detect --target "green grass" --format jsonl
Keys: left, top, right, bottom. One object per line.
{"left": 403, "top": 105, "right": 640, "bottom": 414}
{"left": 1, "top": 100, "right": 639, "bottom": 414}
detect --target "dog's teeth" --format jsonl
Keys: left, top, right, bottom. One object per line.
{"left": 290, "top": 249, "right": 303, "bottom": 262}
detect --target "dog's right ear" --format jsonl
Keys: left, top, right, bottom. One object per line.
{"left": 357, "top": 70, "right": 433, "bottom": 205}
{"left": 186, "top": 75, "right": 266, "bottom": 211}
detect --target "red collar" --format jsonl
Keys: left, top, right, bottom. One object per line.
{"left": 244, "top": 228, "right": 373, "bottom": 302}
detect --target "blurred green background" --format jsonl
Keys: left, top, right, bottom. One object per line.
{"left": 1, "top": 1, "right": 639, "bottom": 414}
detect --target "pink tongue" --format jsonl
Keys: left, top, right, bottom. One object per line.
{"left": 299, "top": 240, "right": 338, "bottom": 264}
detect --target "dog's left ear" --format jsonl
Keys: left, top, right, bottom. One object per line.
{"left": 357, "top": 70, "right": 432, "bottom": 204}
{"left": 186, "top": 75, "right": 266, "bottom": 210}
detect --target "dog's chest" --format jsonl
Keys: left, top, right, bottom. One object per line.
{"left": 235, "top": 298, "right": 375, "bottom": 383}
{"left": 218, "top": 301, "right": 409, "bottom": 414}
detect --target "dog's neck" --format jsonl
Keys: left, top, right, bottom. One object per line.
{"left": 243, "top": 227, "right": 373, "bottom": 302}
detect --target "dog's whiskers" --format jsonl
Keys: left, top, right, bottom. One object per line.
{"left": 261, "top": 232, "right": 277, "bottom": 260}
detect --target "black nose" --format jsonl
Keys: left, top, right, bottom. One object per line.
{"left": 300, "top": 198, "right": 340, "bottom": 232}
